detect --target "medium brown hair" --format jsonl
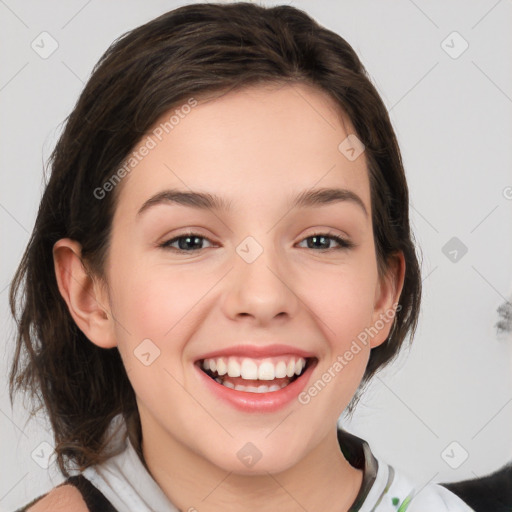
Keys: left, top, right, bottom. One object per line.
{"left": 9, "top": 2, "right": 421, "bottom": 475}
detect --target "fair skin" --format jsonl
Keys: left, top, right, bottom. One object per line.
{"left": 47, "top": 83, "right": 405, "bottom": 511}
{"left": 29, "top": 485, "right": 87, "bottom": 512}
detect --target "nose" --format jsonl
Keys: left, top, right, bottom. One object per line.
{"left": 221, "top": 236, "right": 301, "bottom": 326}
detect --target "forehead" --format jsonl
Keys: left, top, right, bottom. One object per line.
{"left": 113, "top": 82, "right": 370, "bottom": 220}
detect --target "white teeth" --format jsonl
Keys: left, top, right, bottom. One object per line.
{"left": 258, "top": 361, "right": 275, "bottom": 380}
{"left": 219, "top": 380, "right": 290, "bottom": 393}
{"left": 240, "top": 358, "right": 258, "bottom": 380}
{"left": 275, "top": 361, "right": 287, "bottom": 378}
{"left": 216, "top": 358, "right": 227, "bottom": 376}
{"left": 202, "top": 356, "right": 308, "bottom": 381}
{"left": 227, "top": 359, "right": 241, "bottom": 377}
{"left": 286, "top": 360, "right": 295, "bottom": 377}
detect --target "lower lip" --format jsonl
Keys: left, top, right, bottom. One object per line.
{"left": 195, "top": 361, "right": 316, "bottom": 413}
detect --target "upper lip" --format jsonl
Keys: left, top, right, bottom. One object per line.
{"left": 195, "top": 344, "right": 316, "bottom": 361}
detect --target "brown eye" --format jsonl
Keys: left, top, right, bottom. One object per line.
{"left": 160, "top": 232, "right": 214, "bottom": 252}
{"left": 298, "top": 232, "right": 354, "bottom": 251}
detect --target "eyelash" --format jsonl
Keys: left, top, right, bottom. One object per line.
{"left": 159, "top": 231, "right": 354, "bottom": 253}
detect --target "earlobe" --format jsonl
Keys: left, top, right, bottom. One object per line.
{"left": 53, "top": 238, "right": 117, "bottom": 349}
{"left": 369, "top": 251, "right": 406, "bottom": 349}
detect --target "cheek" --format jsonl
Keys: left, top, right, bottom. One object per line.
{"left": 300, "top": 261, "right": 377, "bottom": 340}
{"left": 106, "top": 261, "right": 195, "bottom": 405}
{"left": 108, "top": 258, "right": 220, "bottom": 379}
{"left": 110, "top": 257, "right": 205, "bottom": 337}
{"left": 298, "top": 257, "right": 376, "bottom": 405}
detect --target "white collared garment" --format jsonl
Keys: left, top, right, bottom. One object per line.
{"left": 78, "top": 422, "right": 475, "bottom": 512}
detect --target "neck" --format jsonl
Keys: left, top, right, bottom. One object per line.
{"left": 138, "top": 420, "right": 363, "bottom": 512}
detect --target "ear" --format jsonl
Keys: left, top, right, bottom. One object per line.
{"left": 369, "top": 251, "right": 406, "bottom": 349}
{"left": 53, "top": 238, "right": 117, "bottom": 349}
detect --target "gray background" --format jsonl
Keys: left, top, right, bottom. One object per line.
{"left": 1, "top": 0, "right": 511, "bottom": 509}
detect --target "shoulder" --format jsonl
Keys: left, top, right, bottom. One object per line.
{"left": 407, "top": 482, "right": 476, "bottom": 511}
{"left": 386, "top": 470, "right": 476, "bottom": 511}
{"left": 375, "top": 464, "right": 474, "bottom": 512}
{"left": 19, "top": 484, "right": 89, "bottom": 512}
{"left": 441, "top": 464, "right": 512, "bottom": 511}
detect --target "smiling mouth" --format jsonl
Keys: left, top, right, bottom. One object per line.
{"left": 197, "top": 356, "right": 316, "bottom": 393}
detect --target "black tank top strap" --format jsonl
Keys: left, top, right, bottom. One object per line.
{"left": 64, "top": 475, "right": 118, "bottom": 512}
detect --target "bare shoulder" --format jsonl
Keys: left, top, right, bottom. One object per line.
{"left": 26, "top": 484, "right": 89, "bottom": 512}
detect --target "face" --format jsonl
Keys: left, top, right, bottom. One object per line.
{"left": 92, "top": 83, "right": 402, "bottom": 474}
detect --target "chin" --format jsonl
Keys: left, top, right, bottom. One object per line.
{"left": 201, "top": 439, "right": 304, "bottom": 476}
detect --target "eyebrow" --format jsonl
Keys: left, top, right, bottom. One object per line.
{"left": 136, "top": 187, "right": 368, "bottom": 218}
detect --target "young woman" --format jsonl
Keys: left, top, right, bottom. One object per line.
{"left": 10, "top": 3, "right": 475, "bottom": 511}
